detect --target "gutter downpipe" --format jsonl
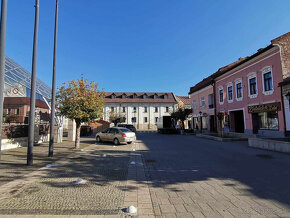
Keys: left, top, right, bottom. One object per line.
{"left": 273, "top": 43, "right": 287, "bottom": 137}
{"left": 212, "top": 79, "right": 217, "bottom": 133}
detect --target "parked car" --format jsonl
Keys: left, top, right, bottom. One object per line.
{"left": 96, "top": 127, "right": 136, "bottom": 145}
{"left": 116, "top": 124, "right": 136, "bottom": 132}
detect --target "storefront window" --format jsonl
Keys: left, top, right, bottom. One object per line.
{"left": 193, "top": 117, "right": 199, "bottom": 129}
{"left": 258, "top": 111, "right": 278, "bottom": 130}
{"left": 202, "top": 116, "right": 207, "bottom": 129}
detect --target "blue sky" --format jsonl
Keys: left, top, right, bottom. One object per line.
{"left": 4, "top": 0, "right": 290, "bottom": 96}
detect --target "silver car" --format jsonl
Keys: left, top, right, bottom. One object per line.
{"left": 96, "top": 127, "right": 136, "bottom": 145}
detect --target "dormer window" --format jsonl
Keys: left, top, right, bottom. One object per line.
{"left": 154, "top": 94, "right": 158, "bottom": 99}
{"left": 111, "top": 94, "right": 116, "bottom": 99}
{"left": 164, "top": 94, "right": 168, "bottom": 99}
{"left": 143, "top": 94, "right": 147, "bottom": 99}
{"left": 133, "top": 93, "right": 137, "bottom": 98}
{"left": 122, "top": 94, "right": 126, "bottom": 99}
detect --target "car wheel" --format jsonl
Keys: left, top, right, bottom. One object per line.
{"left": 127, "top": 141, "right": 132, "bottom": 144}
{"left": 96, "top": 136, "right": 101, "bottom": 143}
{"left": 113, "top": 138, "right": 119, "bottom": 145}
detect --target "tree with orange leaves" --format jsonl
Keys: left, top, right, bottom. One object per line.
{"left": 57, "top": 78, "right": 104, "bottom": 148}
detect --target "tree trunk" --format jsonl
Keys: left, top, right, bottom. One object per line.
{"left": 182, "top": 120, "right": 185, "bottom": 130}
{"left": 75, "top": 120, "right": 81, "bottom": 149}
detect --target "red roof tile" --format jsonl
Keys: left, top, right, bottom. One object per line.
{"left": 176, "top": 96, "right": 191, "bottom": 105}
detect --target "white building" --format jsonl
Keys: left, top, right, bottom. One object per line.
{"left": 103, "top": 92, "right": 177, "bottom": 130}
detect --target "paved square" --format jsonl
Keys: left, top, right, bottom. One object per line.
{"left": 1, "top": 133, "right": 290, "bottom": 217}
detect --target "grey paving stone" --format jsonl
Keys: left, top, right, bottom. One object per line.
{"left": 159, "top": 204, "right": 176, "bottom": 214}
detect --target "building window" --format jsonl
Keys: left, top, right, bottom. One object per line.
{"left": 236, "top": 82, "right": 242, "bottom": 99}
{"left": 155, "top": 117, "right": 158, "bottom": 123}
{"left": 261, "top": 66, "right": 274, "bottom": 95}
{"left": 15, "top": 108, "right": 20, "bottom": 115}
{"left": 155, "top": 107, "right": 158, "bottom": 113}
{"left": 144, "top": 117, "right": 148, "bottom": 123}
{"left": 208, "top": 94, "right": 214, "bottom": 108}
{"left": 200, "top": 97, "right": 205, "bottom": 108}
{"left": 227, "top": 86, "right": 233, "bottom": 101}
{"left": 122, "top": 107, "right": 126, "bottom": 113}
{"left": 249, "top": 77, "right": 257, "bottom": 95}
{"left": 111, "top": 107, "right": 114, "bottom": 112}
{"left": 132, "top": 117, "right": 136, "bottom": 123}
{"left": 219, "top": 88, "right": 224, "bottom": 103}
{"left": 264, "top": 72, "right": 273, "bottom": 91}
{"left": 133, "top": 107, "right": 137, "bottom": 113}
{"left": 164, "top": 94, "right": 168, "bottom": 99}
{"left": 166, "top": 107, "right": 169, "bottom": 112}
{"left": 193, "top": 100, "right": 197, "bottom": 109}
{"left": 257, "top": 111, "right": 278, "bottom": 130}
{"left": 144, "top": 106, "right": 148, "bottom": 113}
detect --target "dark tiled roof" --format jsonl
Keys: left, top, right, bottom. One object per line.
{"left": 177, "top": 96, "right": 191, "bottom": 105}
{"left": 188, "top": 58, "right": 246, "bottom": 94}
{"left": 188, "top": 44, "right": 275, "bottom": 95}
{"left": 104, "top": 92, "right": 177, "bottom": 103}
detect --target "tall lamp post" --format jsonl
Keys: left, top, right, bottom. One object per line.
{"left": 199, "top": 111, "right": 202, "bottom": 133}
{"left": 49, "top": 0, "right": 59, "bottom": 157}
{"left": 0, "top": 0, "right": 7, "bottom": 159}
{"left": 27, "top": 0, "right": 40, "bottom": 166}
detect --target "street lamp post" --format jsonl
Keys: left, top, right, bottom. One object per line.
{"left": 49, "top": 0, "right": 59, "bottom": 157}
{"left": 0, "top": 0, "right": 8, "bottom": 159}
{"left": 199, "top": 111, "right": 202, "bottom": 133}
{"left": 27, "top": 0, "right": 40, "bottom": 166}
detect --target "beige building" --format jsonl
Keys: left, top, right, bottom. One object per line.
{"left": 103, "top": 92, "right": 177, "bottom": 130}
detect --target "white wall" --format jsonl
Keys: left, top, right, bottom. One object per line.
{"left": 103, "top": 103, "right": 175, "bottom": 129}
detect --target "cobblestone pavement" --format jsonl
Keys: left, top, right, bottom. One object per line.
{"left": 0, "top": 138, "right": 91, "bottom": 186}
{"left": 138, "top": 133, "right": 290, "bottom": 218}
{"left": 0, "top": 138, "right": 133, "bottom": 216}
{"left": 1, "top": 133, "right": 290, "bottom": 218}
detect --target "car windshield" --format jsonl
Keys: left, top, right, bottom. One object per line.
{"left": 120, "top": 128, "right": 131, "bottom": 132}
{"left": 126, "top": 125, "right": 134, "bottom": 128}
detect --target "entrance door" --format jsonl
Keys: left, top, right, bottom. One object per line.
{"left": 252, "top": 113, "right": 259, "bottom": 134}
{"left": 209, "top": 115, "right": 215, "bottom": 132}
{"left": 233, "top": 110, "right": 244, "bottom": 133}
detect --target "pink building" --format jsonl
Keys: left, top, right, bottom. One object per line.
{"left": 215, "top": 33, "right": 290, "bottom": 137}
{"left": 189, "top": 77, "right": 216, "bottom": 132}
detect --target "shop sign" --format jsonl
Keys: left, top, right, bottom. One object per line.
{"left": 248, "top": 102, "right": 281, "bottom": 113}
{"left": 5, "top": 84, "right": 26, "bottom": 97}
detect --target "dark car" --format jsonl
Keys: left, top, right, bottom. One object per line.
{"left": 117, "top": 124, "right": 136, "bottom": 132}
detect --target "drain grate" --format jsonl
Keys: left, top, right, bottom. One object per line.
{"left": 256, "top": 154, "right": 273, "bottom": 159}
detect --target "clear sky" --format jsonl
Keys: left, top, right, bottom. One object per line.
{"left": 4, "top": 0, "right": 290, "bottom": 96}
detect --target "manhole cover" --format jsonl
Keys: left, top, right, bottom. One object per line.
{"left": 256, "top": 154, "right": 273, "bottom": 159}
{"left": 145, "top": 159, "right": 156, "bottom": 163}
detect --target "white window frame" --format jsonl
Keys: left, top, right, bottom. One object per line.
{"left": 227, "top": 82, "right": 233, "bottom": 103}
{"left": 261, "top": 66, "right": 274, "bottom": 95}
{"left": 218, "top": 86, "right": 224, "bottom": 105}
{"left": 200, "top": 97, "right": 205, "bottom": 108}
{"left": 247, "top": 72, "right": 258, "bottom": 98}
{"left": 193, "top": 100, "right": 197, "bottom": 109}
{"left": 235, "top": 78, "right": 243, "bottom": 101}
